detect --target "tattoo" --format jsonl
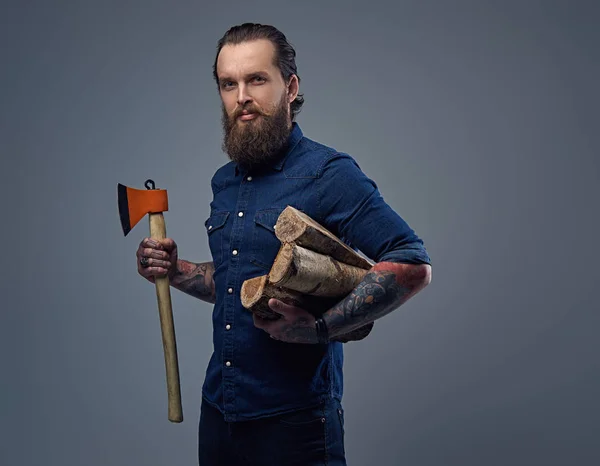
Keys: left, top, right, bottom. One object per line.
{"left": 170, "top": 260, "right": 216, "bottom": 304}
{"left": 322, "top": 263, "right": 431, "bottom": 338}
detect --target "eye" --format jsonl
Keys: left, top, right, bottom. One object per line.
{"left": 252, "top": 75, "right": 266, "bottom": 84}
{"left": 221, "top": 81, "right": 235, "bottom": 90}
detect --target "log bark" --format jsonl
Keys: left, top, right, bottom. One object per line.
{"left": 269, "top": 243, "right": 367, "bottom": 297}
{"left": 274, "top": 206, "right": 374, "bottom": 270}
{"left": 241, "top": 274, "right": 373, "bottom": 343}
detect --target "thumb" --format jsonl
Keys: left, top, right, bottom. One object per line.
{"left": 159, "top": 238, "right": 177, "bottom": 252}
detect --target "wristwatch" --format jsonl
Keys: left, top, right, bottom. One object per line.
{"left": 315, "top": 317, "right": 329, "bottom": 344}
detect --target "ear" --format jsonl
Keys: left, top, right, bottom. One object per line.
{"left": 287, "top": 75, "right": 299, "bottom": 103}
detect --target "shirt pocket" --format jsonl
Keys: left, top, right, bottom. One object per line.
{"left": 250, "top": 208, "right": 284, "bottom": 271}
{"left": 205, "top": 211, "right": 229, "bottom": 268}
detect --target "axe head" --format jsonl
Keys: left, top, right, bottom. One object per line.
{"left": 118, "top": 179, "right": 169, "bottom": 236}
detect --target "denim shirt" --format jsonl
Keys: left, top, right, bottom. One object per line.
{"left": 201, "top": 123, "right": 431, "bottom": 422}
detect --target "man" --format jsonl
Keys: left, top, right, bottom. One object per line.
{"left": 136, "top": 23, "right": 432, "bottom": 465}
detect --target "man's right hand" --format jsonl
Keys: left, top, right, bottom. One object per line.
{"left": 136, "top": 237, "right": 178, "bottom": 283}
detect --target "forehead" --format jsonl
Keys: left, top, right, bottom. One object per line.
{"left": 216, "top": 39, "right": 279, "bottom": 79}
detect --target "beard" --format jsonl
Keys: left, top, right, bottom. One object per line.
{"left": 221, "top": 92, "right": 292, "bottom": 171}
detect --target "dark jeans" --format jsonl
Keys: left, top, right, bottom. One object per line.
{"left": 198, "top": 397, "right": 347, "bottom": 465}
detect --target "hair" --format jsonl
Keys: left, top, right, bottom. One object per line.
{"left": 213, "top": 23, "right": 305, "bottom": 121}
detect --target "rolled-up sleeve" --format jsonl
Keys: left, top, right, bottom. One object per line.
{"left": 317, "top": 152, "right": 431, "bottom": 266}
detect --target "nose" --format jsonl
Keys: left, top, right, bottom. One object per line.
{"left": 236, "top": 84, "right": 252, "bottom": 107}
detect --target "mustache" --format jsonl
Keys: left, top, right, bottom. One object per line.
{"left": 232, "top": 105, "right": 268, "bottom": 119}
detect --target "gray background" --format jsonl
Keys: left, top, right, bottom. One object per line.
{"left": 2, "top": 1, "right": 599, "bottom": 465}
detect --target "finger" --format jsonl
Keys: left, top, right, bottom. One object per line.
{"left": 268, "top": 298, "right": 294, "bottom": 315}
{"left": 268, "top": 298, "right": 280, "bottom": 310}
{"left": 141, "top": 258, "right": 172, "bottom": 269}
{"left": 142, "top": 238, "right": 164, "bottom": 250}
{"left": 137, "top": 241, "right": 165, "bottom": 257}
{"left": 143, "top": 266, "right": 169, "bottom": 277}
{"left": 142, "top": 248, "right": 170, "bottom": 260}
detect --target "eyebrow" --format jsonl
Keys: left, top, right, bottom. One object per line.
{"left": 218, "top": 71, "right": 269, "bottom": 83}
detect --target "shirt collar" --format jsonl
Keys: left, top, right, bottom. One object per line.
{"left": 234, "top": 122, "right": 303, "bottom": 176}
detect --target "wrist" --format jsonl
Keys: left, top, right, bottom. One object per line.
{"left": 315, "top": 317, "right": 329, "bottom": 344}
{"left": 169, "top": 259, "right": 185, "bottom": 282}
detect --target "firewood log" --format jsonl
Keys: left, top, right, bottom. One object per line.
{"left": 274, "top": 206, "right": 374, "bottom": 270}
{"left": 269, "top": 243, "right": 367, "bottom": 297}
{"left": 241, "top": 275, "right": 320, "bottom": 320}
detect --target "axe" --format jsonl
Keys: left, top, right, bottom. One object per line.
{"left": 117, "top": 179, "right": 183, "bottom": 423}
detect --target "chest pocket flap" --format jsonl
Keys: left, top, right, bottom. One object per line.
{"left": 205, "top": 211, "right": 229, "bottom": 266}
{"left": 254, "top": 209, "right": 281, "bottom": 233}
{"left": 251, "top": 208, "right": 284, "bottom": 269}
{"left": 205, "top": 211, "right": 229, "bottom": 233}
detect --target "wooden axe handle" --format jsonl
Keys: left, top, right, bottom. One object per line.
{"left": 149, "top": 212, "right": 183, "bottom": 423}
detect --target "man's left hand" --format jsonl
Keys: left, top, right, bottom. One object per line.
{"left": 253, "top": 298, "right": 319, "bottom": 344}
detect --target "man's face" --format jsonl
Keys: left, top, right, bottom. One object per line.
{"left": 216, "top": 39, "right": 299, "bottom": 170}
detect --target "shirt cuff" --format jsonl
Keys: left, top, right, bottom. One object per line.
{"left": 377, "top": 242, "right": 432, "bottom": 265}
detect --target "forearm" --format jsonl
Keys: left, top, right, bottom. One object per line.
{"left": 321, "top": 262, "right": 431, "bottom": 339}
{"left": 170, "top": 259, "right": 216, "bottom": 304}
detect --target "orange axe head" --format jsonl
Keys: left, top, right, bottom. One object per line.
{"left": 117, "top": 179, "right": 169, "bottom": 236}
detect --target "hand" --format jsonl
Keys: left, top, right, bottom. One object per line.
{"left": 136, "top": 237, "right": 178, "bottom": 283}
{"left": 253, "top": 299, "right": 319, "bottom": 344}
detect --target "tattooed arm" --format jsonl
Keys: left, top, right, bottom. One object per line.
{"left": 256, "top": 261, "right": 431, "bottom": 344}
{"left": 321, "top": 261, "right": 431, "bottom": 340}
{"left": 170, "top": 260, "right": 216, "bottom": 304}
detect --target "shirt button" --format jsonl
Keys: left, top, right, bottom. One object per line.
{"left": 225, "top": 361, "right": 232, "bottom": 367}
{"left": 247, "top": 176, "right": 252, "bottom": 181}
{"left": 208, "top": 225, "right": 212, "bottom": 230}
{"left": 226, "top": 324, "right": 231, "bottom": 330}
{"left": 232, "top": 249, "right": 238, "bottom": 256}
{"left": 228, "top": 287, "right": 233, "bottom": 294}
{"left": 238, "top": 211, "right": 244, "bottom": 217}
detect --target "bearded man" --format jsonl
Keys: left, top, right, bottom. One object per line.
{"left": 136, "top": 23, "right": 432, "bottom": 466}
